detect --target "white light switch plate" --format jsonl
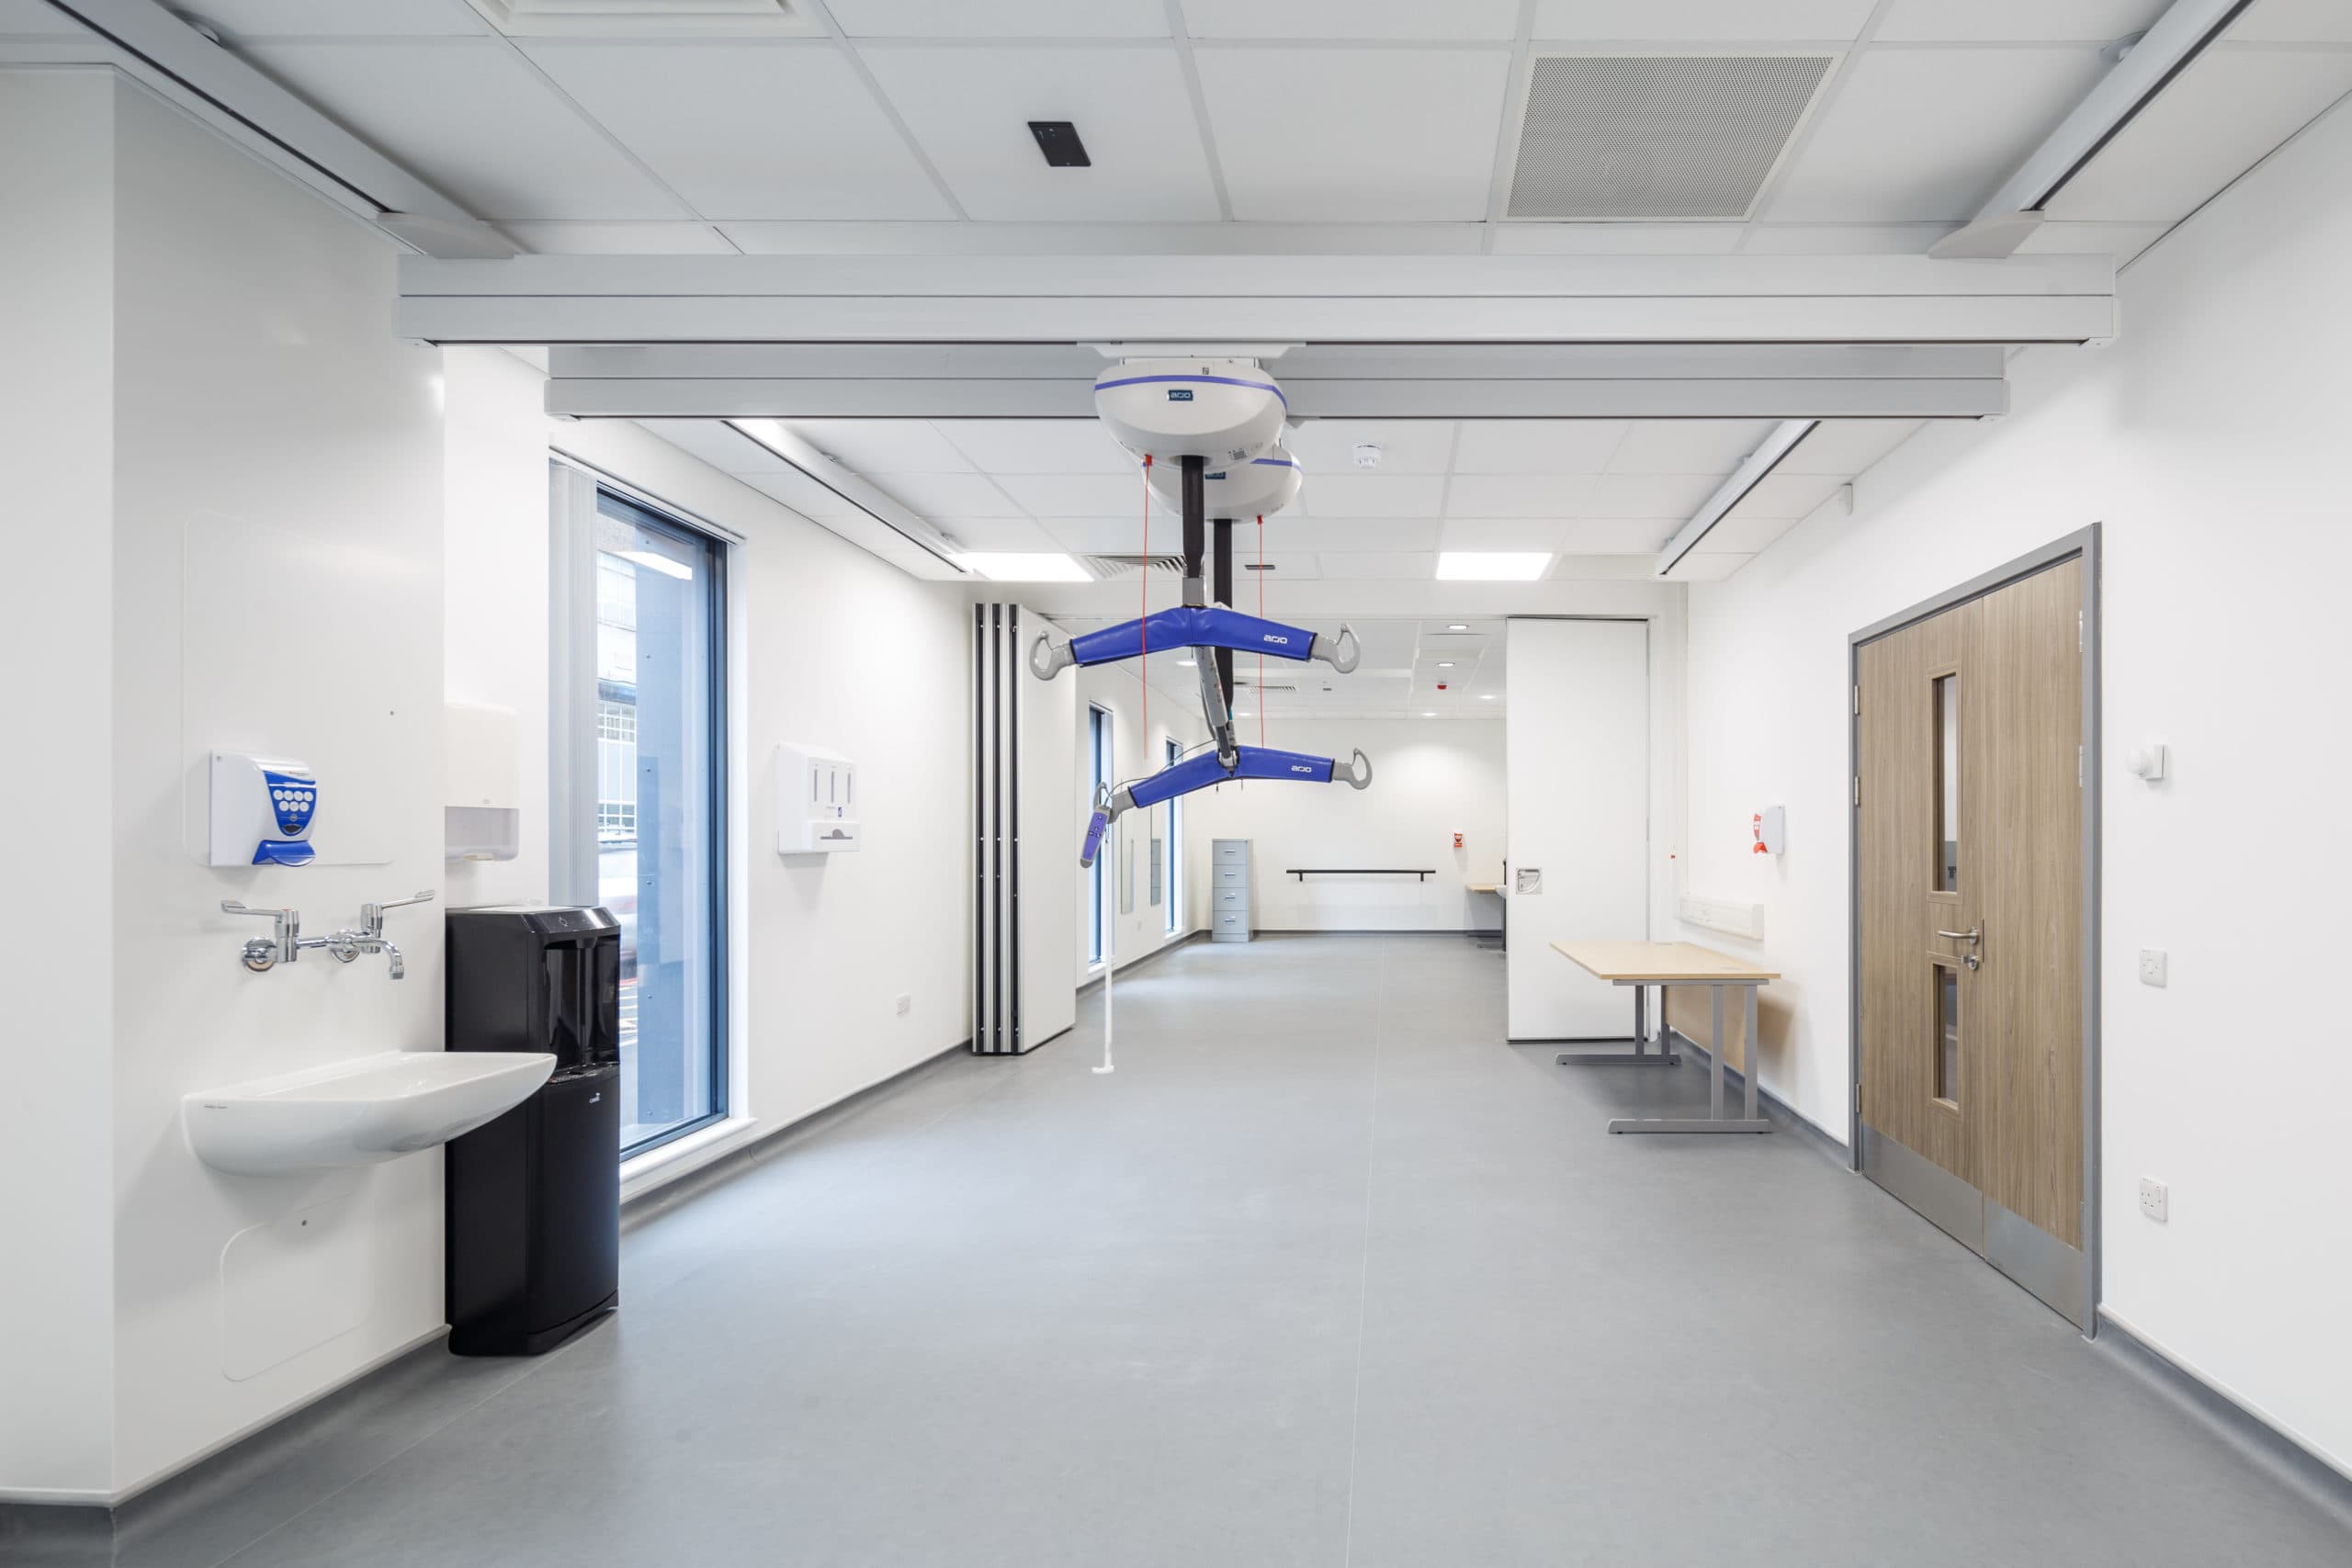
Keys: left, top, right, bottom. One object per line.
{"left": 2139, "top": 1178, "right": 2168, "bottom": 1222}
{"left": 895, "top": 992, "right": 912, "bottom": 1016}
{"left": 2138, "top": 948, "right": 2167, "bottom": 987}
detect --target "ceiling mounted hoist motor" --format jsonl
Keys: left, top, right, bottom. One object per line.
{"left": 1030, "top": 358, "right": 1373, "bottom": 867}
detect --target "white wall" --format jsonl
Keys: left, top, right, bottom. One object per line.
{"left": 1679, "top": 99, "right": 2352, "bottom": 1476}
{"left": 1192, "top": 718, "right": 1505, "bottom": 931}
{"left": 0, "top": 66, "right": 119, "bottom": 1502}
{"left": 1075, "top": 662, "right": 1211, "bottom": 972}
{"left": 442, "top": 348, "right": 554, "bottom": 910}
{"left": 106, "top": 77, "right": 449, "bottom": 1495}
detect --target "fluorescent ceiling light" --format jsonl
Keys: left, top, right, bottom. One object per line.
{"left": 952, "top": 552, "right": 1090, "bottom": 582}
{"left": 616, "top": 549, "right": 693, "bottom": 581}
{"left": 1445, "top": 623, "right": 1469, "bottom": 631}
{"left": 1422, "top": 711, "right": 1437, "bottom": 718}
{"left": 1177, "top": 656, "right": 1196, "bottom": 666}
{"left": 1437, "top": 660, "right": 1455, "bottom": 668}
{"left": 1480, "top": 694, "right": 1498, "bottom": 700}
{"left": 1436, "top": 552, "right": 1551, "bottom": 582}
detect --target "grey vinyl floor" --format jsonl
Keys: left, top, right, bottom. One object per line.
{"left": 54, "top": 933, "right": 2352, "bottom": 1567}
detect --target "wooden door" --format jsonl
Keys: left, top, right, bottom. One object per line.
{"left": 1856, "top": 558, "right": 2084, "bottom": 1314}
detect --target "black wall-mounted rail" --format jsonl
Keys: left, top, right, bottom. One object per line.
{"left": 1285, "top": 868, "right": 1436, "bottom": 881}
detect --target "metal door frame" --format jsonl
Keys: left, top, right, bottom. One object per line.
{"left": 1847, "top": 525, "right": 2101, "bottom": 1335}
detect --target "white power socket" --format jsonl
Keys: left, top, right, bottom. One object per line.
{"left": 2138, "top": 948, "right": 2167, "bottom": 987}
{"left": 894, "top": 992, "right": 911, "bottom": 1016}
{"left": 2139, "top": 1178, "right": 2168, "bottom": 1222}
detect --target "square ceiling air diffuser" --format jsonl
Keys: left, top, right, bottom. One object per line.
{"left": 1504, "top": 54, "right": 1835, "bottom": 220}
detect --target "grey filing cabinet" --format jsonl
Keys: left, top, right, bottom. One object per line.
{"left": 1211, "top": 837, "right": 1252, "bottom": 942}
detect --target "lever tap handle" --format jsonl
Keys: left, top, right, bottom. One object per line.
{"left": 220, "top": 899, "right": 289, "bottom": 918}
{"left": 361, "top": 890, "right": 435, "bottom": 935}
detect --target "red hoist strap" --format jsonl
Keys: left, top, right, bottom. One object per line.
{"left": 1139, "top": 457, "right": 1150, "bottom": 753}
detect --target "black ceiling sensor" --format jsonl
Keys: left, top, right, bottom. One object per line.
{"left": 1027, "top": 120, "right": 1091, "bottom": 167}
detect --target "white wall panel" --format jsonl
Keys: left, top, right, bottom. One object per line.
{"left": 1505, "top": 619, "right": 1649, "bottom": 1039}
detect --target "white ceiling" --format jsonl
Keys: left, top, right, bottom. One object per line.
{"left": 644, "top": 413, "right": 1925, "bottom": 586}
{"left": 78, "top": 0, "right": 2335, "bottom": 267}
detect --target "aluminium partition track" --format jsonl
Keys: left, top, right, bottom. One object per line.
{"left": 973, "top": 603, "right": 1028, "bottom": 1055}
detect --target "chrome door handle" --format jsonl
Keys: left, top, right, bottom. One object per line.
{"left": 1936, "top": 927, "right": 1980, "bottom": 946}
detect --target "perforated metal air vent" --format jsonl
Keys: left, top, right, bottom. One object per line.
{"left": 1080, "top": 554, "right": 1188, "bottom": 581}
{"left": 1504, "top": 54, "right": 1834, "bottom": 220}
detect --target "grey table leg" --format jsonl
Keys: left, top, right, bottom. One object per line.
{"left": 1745, "top": 982, "right": 1759, "bottom": 1122}
{"left": 1557, "top": 980, "right": 1680, "bottom": 1066}
{"left": 1606, "top": 979, "right": 1772, "bottom": 1135}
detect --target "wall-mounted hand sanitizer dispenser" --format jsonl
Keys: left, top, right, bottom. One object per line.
{"left": 210, "top": 752, "right": 319, "bottom": 867}
{"left": 776, "top": 742, "right": 858, "bottom": 854}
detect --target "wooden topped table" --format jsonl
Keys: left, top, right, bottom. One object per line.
{"left": 1551, "top": 941, "right": 1779, "bottom": 1135}
{"left": 1465, "top": 883, "right": 1506, "bottom": 947}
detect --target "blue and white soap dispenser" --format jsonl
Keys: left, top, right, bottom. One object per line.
{"left": 209, "top": 752, "right": 320, "bottom": 867}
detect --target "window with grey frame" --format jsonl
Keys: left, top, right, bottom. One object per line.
{"left": 552, "top": 467, "right": 729, "bottom": 1159}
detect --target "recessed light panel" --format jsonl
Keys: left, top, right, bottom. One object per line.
{"left": 954, "top": 553, "right": 1091, "bottom": 582}
{"left": 1436, "top": 552, "right": 1553, "bottom": 581}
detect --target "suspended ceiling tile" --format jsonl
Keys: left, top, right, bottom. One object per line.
{"left": 1181, "top": 0, "right": 1521, "bottom": 40}
{"left": 1569, "top": 472, "right": 1724, "bottom": 518}
{"left": 1453, "top": 420, "right": 1627, "bottom": 474}
{"left": 640, "top": 420, "right": 784, "bottom": 474}
{"left": 1604, "top": 419, "right": 1773, "bottom": 474}
{"left": 1874, "top": 0, "right": 2168, "bottom": 42}
{"left": 1262, "top": 519, "right": 1444, "bottom": 552}
{"left": 786, "top": 419, "right": 975, "bottom": 474}
{"left": 2014, "top": 220, "right": 2173, "bottom": 264}
{"left": 1739, "top": 221, "right": 1954, "bottom": 253}
{"left": 861, "top": 474, "right": 1022, "bottom": 519}
{"left": 1689, "top": 511, "right": 1802, "bottom": 553}
{"left": 1443, "top": 474, "right": 1599, "bottom": 517}
{"left": 826, "top": 0, "right": 1168, "bottom": 37}
{"left": 1762, "top": 46, "right": 2109, "bottom": 222}
{"left": 1284, "top": 420, "right": 1456, "bottom": 476}
{"left": 743, "top": 470, "right": 868, "bottom": 520}
{"left": 865, "top": 47, "right": 1219, "bottom": 222}
{"left": 520, "top": 42, "right": 950, "bottom": 220}
{"left": 0, "top": 0, "right": 77, "bottom": 30}
{"left": 1442, "top": 517, "right": 1668, "bottom": 553}
{"left": 1532, "top": 0, "right": 1876, "bottom": 40}
{"left": 2044, "top": 47, "right": 2352, "bottom": 222}
{"left": 932, "top": 420, "right": 1134, "bottom": 474}
{"left": 1238, "top": 551, "right": 1321, "bottom": 580}
{"left": 997, "top": 473, "right": 1148, "bottom": 516}
{"left": 1037, "top": 517, "right": 1170, "bottom": 553}
{"left": 1297, "top": 473, "right": 1448, "bottom": 518}
{"left": 1780, "top": 418, "right": 1925, "bottom": 475}
{"left": 1312, "top": 552, "right": 1441, "bottom": 580}
{"left": 202, "top": 0, "right": 488, "bottom": 36}
{"left": 243, "top": 40, "right": 685, "bottom": 219}
{"left": 2231, "top": 0, "right": 2352, "bottom": 42}
{"left": 1195, "top": 49, "right": 1513, "bottom": 221}
{"left": 1726, "top": 468, "right": 1849, "bottom": 518}
{"left": 503, "top": 220, "right": 735, "bottom": 254}
{"left": 930, "top": 517, "right": 1064, "bottom": 551}
{"left": 723, "top": 220, "right": 1485, "bottom": 254}
{"left": 1492, "top": 222, "right": 1745, "bottom": 254}
{"left": 1669, "top": 551, "right": 1754, "bottom": 581}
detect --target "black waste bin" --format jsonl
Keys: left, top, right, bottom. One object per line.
{"left": 445, "top": 905, "right": 621, "bottom": 1356}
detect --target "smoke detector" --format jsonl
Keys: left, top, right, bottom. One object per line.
{"left": 1352, "top": 442, "right": 1384, "bottom": 470}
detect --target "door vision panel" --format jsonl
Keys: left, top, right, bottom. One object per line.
{"left": 1856, "top": 557, "right": 2085, "bottom": 1322}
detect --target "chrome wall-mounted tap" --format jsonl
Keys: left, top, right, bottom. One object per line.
{"left": 220, "top": 900, "right": 300, "bottom": 972}
{"left": 221, "top": 890, "right": 434, "bottom": 977}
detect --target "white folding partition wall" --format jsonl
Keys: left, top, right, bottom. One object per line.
{"left": 972, "top": 604, "right": 1077, "bottom": 1055}
{"left": 1504, "top": 618, "right": 1651, "bottom": 1041}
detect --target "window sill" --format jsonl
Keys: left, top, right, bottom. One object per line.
{"left": 619, "top": 1113, "right": 761, "bottom": 1203}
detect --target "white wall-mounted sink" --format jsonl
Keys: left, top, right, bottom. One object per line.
{"left": 183, "top": 1051, "right": 554, "bottom": 1177}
